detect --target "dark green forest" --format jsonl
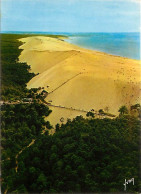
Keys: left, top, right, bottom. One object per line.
{"left": 1, "top": 34, "right": 141, "bottom": 193}
{"left": 1, "top": 34, "right": 35, "bottom": 101}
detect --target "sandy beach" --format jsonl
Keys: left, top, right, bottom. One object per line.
{"left": 19, "top": 36, "right": 141, "bottom": 126}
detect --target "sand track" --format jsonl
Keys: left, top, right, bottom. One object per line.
{"left": 48, "top": 72, "right": 82, "bottom": 94}
{"left": 19, "top": 36, "right": 141, "bottom": 126}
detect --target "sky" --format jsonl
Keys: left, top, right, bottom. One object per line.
{"left": 1, "top": 0, "right": 141, "bottom": 32}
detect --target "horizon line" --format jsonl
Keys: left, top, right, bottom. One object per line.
{"left": 1, "top": 30, "right": 140, "bottom": 34}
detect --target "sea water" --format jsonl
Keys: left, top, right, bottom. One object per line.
{"left": 66, "top": 33, "right": 140, "bottom": 60}
{"left": 2, "top": 31, "right": 140, "bottom": 60}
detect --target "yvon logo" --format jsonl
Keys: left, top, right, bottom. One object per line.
{"left": 123, "top": 178, "right": 134, "bottom": 191}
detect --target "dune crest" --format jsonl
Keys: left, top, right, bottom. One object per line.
{"left": 19, "top": 36, "right": 141, "bottom": 126}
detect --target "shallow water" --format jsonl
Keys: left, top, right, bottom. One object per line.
{"left": 66, "top": 33, "right": 140, "bottom": 60}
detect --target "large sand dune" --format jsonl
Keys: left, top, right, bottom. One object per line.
{"left": 19, "top": 36, "right": 141, "bottom": 126}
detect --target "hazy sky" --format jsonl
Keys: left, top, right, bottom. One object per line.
{"left": 1, "top": 0, "right": 141, "bottom": 32}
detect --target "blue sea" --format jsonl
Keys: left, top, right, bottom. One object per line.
{"left": 2, "top": 31, "right": 140, "bottom": 60}
{"left": 66, "top": 32, "right": 140, "bottom": 60}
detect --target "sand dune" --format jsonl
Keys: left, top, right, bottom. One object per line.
{"left": 19, "top": 36, "right": 141, "bottom": 126}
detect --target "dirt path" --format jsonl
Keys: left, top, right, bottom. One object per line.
{"left": 0, "top": 101, "right": 32, "bottom": 105}
{"left": 48, "top": 72, "right": 82, "bottom": 94}
{"left": 48, "top": 103, "right": 88, "bottom": 113}
{"left": 15, "top": 139, "right": 35, "bottom": 173}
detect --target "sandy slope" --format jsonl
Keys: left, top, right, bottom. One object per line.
{"left": 19, "top": 36, "right": 141, "bottom": 126}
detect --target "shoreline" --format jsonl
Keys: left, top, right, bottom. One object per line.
{"left": 18, "top": 35, "right": 141, "bottom": 126}
{"left": 1, "top": 32, "right": 139, "bottom": 60}
{"left": 19, "top": 35, "right": 140, "bottom": 61}
{"left": 63, "top": 33, "right": 140, "bottom": 61}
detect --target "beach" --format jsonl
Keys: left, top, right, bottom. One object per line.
{"left": 19, "top": 36, "right": 141, "bottom": 126}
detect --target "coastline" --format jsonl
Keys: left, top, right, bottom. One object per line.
{"left": 18, "top": 35, "right": 141, "bottom": 126}
{"left": 66, "top": 32, "right": 140, "bottom": 60}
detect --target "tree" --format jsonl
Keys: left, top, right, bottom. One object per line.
{"left": 36, "top": 173, "right": 47, "bottom": 191}
{"left": 99, "top": 109, "right": 104, "bottom": 114}
{"left": 60, "top": 117, "right": 64, "bottom": 123}
{"left": 55, "top": 123, "right": 60, "bottom": 132}
{"left": 86, "top": 111, "right": 95, "bottom": 118}
{"left": 3, "top": 114, "right": 140, "bottom": 193}
{"left": 98, "top": 109, "right": 104, "bottom": 118}
{"left": 118, "top": 105, "right": 128, "bottom": 115}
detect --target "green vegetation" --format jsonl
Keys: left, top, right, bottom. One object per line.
{"left": 86, "top": 111, "right": 95, "bottom": 118}
{"left": 1, "top": 34, "right": 35, "bottom": 100}
{"left": 1, "top": 33, "right": 66, "bottom": 101}
{"left": 1, "top": 102, "right": 52, "bottom": 192}
{"left": 1, "top": 34, "right": 140, "bottom": 193}
{"left": 2, "top": 115, "right": 140, "bottom": 193}
{"left": 1, "top": 34, "right": 53, "bottom": 193}
{"left": 118, "top": 105, "right": 128, "bottom": 116}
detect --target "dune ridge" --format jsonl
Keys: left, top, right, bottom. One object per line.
{"left": 19, "top": 36, "right": 141, "bottom": 126}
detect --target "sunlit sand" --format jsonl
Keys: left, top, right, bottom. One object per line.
{"left": 19, "top": 36, "right": 141, "bottom": 126}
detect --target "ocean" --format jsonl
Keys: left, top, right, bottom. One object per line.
{"left": 66, "top": 33, "right": 140, "bottom": 60}
{"left": 2, "top": 31, "right": 140, "bottom": 60}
